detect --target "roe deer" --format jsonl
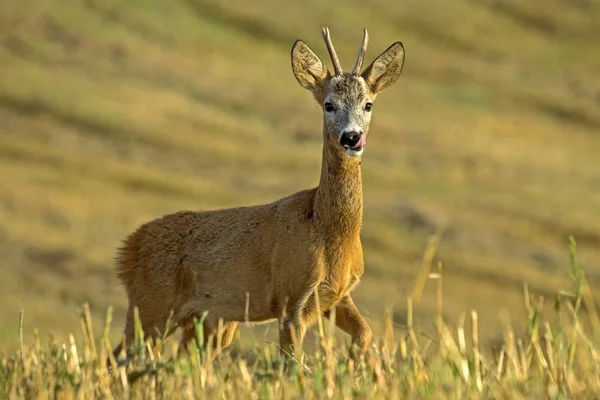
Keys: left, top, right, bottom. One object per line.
{"left": 113, "top": 27, "right": 405, "bottom": 361}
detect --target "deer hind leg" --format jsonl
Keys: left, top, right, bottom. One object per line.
{"left": 112, "top": 303, "right": 176, "bottom": 361}
{"left": 179, "top": 319, "right": 238, "bottom": 359}
{"left": 112, "top": 304, "right": 136, "bottom": 361}
{"left": 215, "top": 321, "right": 238, "bottom": 350}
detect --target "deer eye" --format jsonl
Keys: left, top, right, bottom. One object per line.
{"left": 364, "top": 102, "right": 373, "bottom": 112}
{"left": 324, "top": 102, "right": 335, "bottom": 112}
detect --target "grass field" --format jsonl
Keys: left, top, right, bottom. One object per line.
{"left": 2, "top": 246, "right": 599, "bottom": 398}
{"left": 1, "top": 0, "right": 600, "bottom": 374}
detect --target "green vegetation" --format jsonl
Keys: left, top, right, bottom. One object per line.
{"left": 1, "top": 0, "right": 599, "bottom": 371}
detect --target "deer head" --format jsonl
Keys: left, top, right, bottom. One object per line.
{"left": 291, "top": 27, "right": 405, "bottom": 157}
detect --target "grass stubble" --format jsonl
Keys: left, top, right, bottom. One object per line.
{"left": 1, "top": 237, "right": 599, "bottom": 399}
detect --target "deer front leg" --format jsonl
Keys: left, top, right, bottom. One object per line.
{"left": 279, "top": 312, "right": 308, "bottom": 359}
{"left": 324, "top": 295, "right": 372, "bottom": 359}
{"left": 278, "top": 290, "right": 320, "bottom": 362}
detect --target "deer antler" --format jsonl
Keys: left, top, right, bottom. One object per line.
{"left": 322, "top": 27, "right": 343, "bottom": 76}
{"left": 352, "top": 29, "right": 369, "bottom": 75}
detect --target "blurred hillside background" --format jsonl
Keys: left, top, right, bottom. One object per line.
{"left": 1, "top": 0, "right": 600, "bottom": 353}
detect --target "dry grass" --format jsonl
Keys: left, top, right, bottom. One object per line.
{"left": 2, "top": 240, "right": 599, "bottom": 398}
{"left": 1, "top": 0, "right": 600, "bottom": 356}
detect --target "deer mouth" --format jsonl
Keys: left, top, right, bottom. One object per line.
{"left": 340, "top": 133, "right": 366, "bottom": 156}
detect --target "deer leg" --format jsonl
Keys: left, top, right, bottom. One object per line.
{"left": 278, "top": 292, "right": 319, "bottom": 361}
{"left": 178, "top": 324, "right": 198, "bottom": 353}
{"left": 278, "top": 314, "right": 307, "bottom": 360}
{"left": 112, "top": 304, "right": 136, "bottom": 361}
{"left": 112, "top": 303, "right": 176, "bottom": 362}
{"left": 203, "top": 320, "right": 239, "bottom": 359}
{"left": 178, "top": 312, "right": 239, "bottom": 359}
{"left": 217, "top": 321, "right": 238, "bottom": 350}
{"left": 323, "top": 295, "right": 372, "bottom": 359}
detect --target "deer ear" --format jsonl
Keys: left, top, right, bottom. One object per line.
{"left": 291, "top": 40, "right": 329, "bottom": 91}
{"left": 361, "top": 42, "right": 405, "bottom": 95}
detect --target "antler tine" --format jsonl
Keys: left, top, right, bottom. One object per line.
{"left": 322, "top": 27, "right": 343, "bottom": 76}
{"left": 352, "top": 28, "right": 369, "bottom": 75}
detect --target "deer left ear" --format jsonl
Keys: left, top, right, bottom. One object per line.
{"left": 361, "top": 42, "right": 405, "bottom": 96}
{"left": 291, "top": 40, "right": 329, "bottom": 91}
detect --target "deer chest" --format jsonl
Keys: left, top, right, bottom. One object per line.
{"left": 317, "top": 262, "right": 361, "bottom": 310}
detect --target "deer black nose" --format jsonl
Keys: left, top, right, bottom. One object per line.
{"left": 340, "top": 131, "right": 363, "bottom": 148}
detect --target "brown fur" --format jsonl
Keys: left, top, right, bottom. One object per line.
{"left": 113, "top": 28, "right": 405, "bottom": 361}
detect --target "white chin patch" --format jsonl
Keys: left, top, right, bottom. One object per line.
{"left": 344, "top": 148, "right": 364, "bottom": 157}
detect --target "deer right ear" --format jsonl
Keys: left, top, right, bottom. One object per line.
{"left": 291, "top": 40, "right": 329, "bottom": 91}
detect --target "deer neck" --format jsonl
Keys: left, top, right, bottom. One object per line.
{"left": 314, "top": 132, "right": 363, "bottom": 237}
